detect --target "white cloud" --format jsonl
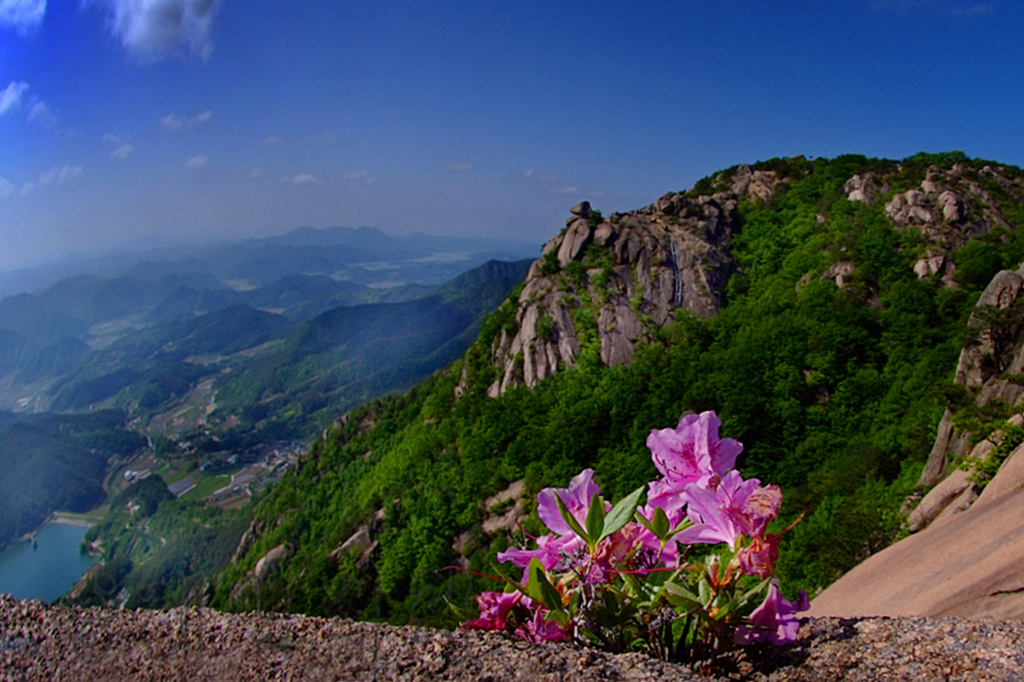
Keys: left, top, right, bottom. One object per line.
{"left": 28, "top": 100, "right": 55, "bottom": 126}
{"left": 184, "top": 153, "right": 209, "bottom": 169}
{"left": 20, "top": 163, "right": 83, "bottom": 195}
{"left": 103, "top": 133, "right": 133, "bottom": 159}
{"left": 283, "top": 173, "right": 320, "bottom": 186}
{"left": 111, "top": 143, "right": 133, "bottom": 160}
{"left": 160, "top": 112, "right": 184, "bottom": 131}
{"left": 0, "top": 176, "right": 14, "bottom": 199}
{"left": 86, "top": 0, "right": 224, "bottom": 62}
{"left": 160, "top": 109, "right": 212, "bottom": 131}
{"left": 263, "top": 136, "right": 284, "bottom": 146}
{"left": 249, "top": 168, "right": 264, "bottom": 178}
{"left": 0, "top": 81, "right": 29, "bottom": 116}
{"left": 342, "top": 169, "right": 375, "bottom": 185}
{"left": 445, "top": 162, "right": 473, "bottom": 172}
{"left": 0, "top": 0, "right": 45, "bottom": 35}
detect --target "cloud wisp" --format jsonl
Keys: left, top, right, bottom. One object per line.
{"left": 342, "top": 169, "right": 375, "bottom": 186}
{"left": 522, "top": 167, "right": 604, "bottom": 199}
{"left": 0, "top": 0, "right": 46, "bottom": 35}
{"left": 0, "top": 81, "right": 29, "bottom": 116}
{"left": 160, "top": 109, "right": 213, "bottom": 132}
{"left": 86, "top": 0, "right": 224, "bottom": 62}
{"left": 184, "top": 154, "right": 210, "bottom": 169}
{"left": 103, "top": 133, "right": 133, "bottom": 160}
{"left": 283, "top": 173, "right": 321, "bottom": 186}
{"left": 20, "top": 163, "right": 83, "bottom": 196}
{"left": 445, "top": 162, "right": 473, "bottom": 172}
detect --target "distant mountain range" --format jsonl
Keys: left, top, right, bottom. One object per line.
{"left": 0, "top": 225, "right": 536, "bottom": 549}
{"left": 0, "top": 225, "right": 539, "bottom": 299}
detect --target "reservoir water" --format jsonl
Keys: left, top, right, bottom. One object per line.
{"left": 0, "top": 523, "right": 97, "bottom": 603}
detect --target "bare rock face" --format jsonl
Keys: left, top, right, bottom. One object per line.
{"left": 811, "top": 433, "right": 1024, "bottom": 619}
{"left": 915, "top": 265, "right": 1024, "bottom": 491}
{"left": 487, "top": 187, "right": 750, "bottom": 395}
{"left": 228, "top": 542, "right": 293, "bottom": 602}
{"left": 843, "top": 173, "right": 889, "bottom": 204}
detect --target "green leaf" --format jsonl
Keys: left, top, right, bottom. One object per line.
{"left": 585, "top": 492, "right": 606, "bottom": 545}
{"left": 651, "top": 505, "right": 670, "bottom": 540}
{"left": 718, "top": 577, "right": 771, "bottom": 619}
{"left": 599, "top": 485, "right": 644, "bottom": 542}
{"left": 527, "top": 557, "right": 563, "bottom": 612}
{"left": 662, "top": 581, "right": 703, "bottom": 613}
{"left": 555, "top": 492, "right": 589, "bottom": 543}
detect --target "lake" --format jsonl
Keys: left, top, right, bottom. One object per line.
{"left": 0, "top": 523, "right": 98, "bottom": 603}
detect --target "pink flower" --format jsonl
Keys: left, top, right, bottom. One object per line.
{"left": 524, "top": 608, "right": 570, "bottom": 642}
{"left": 645, "top": 411, "right": 743, "bottom": 510}
{"left": 736, "top": 534, "right": 780, "bottom": 579}
{"left": 537, "top": 468, "right": 606, "bottom": 538}
{"left": 462, "top": 590, "right": 529, "bottom": 631}
{"left": 497, "top": 532, "right": 584, "bottom": 572}
{"left": 734, "top": 579, "right": 809, "bottom": 646}
{"left": 674, "top": 471, "right": 781, "bottom": 550}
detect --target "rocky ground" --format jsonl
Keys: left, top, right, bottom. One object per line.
{"left": 3, "top": 595, "right": 1024, "bottom": 681}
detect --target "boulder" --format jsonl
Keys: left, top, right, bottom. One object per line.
{"left": 570, "top": 201, "right": 591, "bottom": 217}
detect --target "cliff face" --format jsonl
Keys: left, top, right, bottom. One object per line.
{"left": 811, "top": 265, "right": 1024, "bottom": 619}
{"left": 485, "top": 183, "right": 751, "bottom": 396}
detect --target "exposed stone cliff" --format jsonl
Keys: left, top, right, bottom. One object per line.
{"left": 486, "top": 182, "right": 751, "bottom": 396}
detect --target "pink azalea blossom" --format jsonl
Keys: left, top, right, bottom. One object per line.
{"left": 537, "top": 468, "right": 606, "bottom": 538}
{"left": 674, "top": 470, "right": 781, "bottom": 550}
{"left": 736, "top": 534, "right": 780, "bottom": 578}
{"left": 497, "top": 532, "right": 584, "bottom": 572}
{"left": 461, "top": 590, "right": 529, "bottom": 631}
{"left": 525, "top": 608, "right": 570, "bottom": 642}
{"left": 733, "top": 579, "right": 809, "bottom": 646}
{"left": 645, "top": 411, "right": 743, "bottom": 510}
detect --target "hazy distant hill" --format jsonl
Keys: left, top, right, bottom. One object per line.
{"left": 209, "top": 259, "right": 533, "bottom": 445}
{"left": 0, "top": 225, "right": 538, "bottom": 298}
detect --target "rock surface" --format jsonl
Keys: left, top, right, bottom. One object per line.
{"left": 487, "top": 184, "right": 750, "bottom": 396}
{"left": 4, "top": 595, "right": 1024, "bottom": 681}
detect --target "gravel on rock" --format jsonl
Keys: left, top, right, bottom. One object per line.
{"left": 3, "top": 595, "right": 1024, "bottom": 681}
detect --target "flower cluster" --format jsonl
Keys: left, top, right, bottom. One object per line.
{"left": 463, "top": 411, "right": 808, "bottom": 663}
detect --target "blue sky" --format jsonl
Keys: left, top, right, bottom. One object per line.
{"left": 1, "top": 0, "right": 1021, "bottom": 271}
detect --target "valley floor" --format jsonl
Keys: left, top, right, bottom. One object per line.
{"left": 2, "top": 595, "right": 1022, "bottom": 681}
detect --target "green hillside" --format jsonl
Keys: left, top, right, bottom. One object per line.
{"left": 209, "top": 152, "right": 1024, "bottom": 625}
{"left": 0, "top": 410, "right": 146, "bottom": 547}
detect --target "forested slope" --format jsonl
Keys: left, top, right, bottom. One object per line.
{"left": 210, "top": 152, "right": 1024, "bottom": 624}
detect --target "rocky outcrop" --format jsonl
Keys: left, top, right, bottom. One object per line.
{"left": 884, "top": 163, "right": 1023, "bottom": 286}
{"left": 228, "top": 542, "right": 293, "bottom": 602}
{"left": 914, "top": 265, "right": 1024, "bottom": 492}
{"left": 486, "top": 184, "right": 754, "bottom": 395}
{"left": 844, "top": 173, "right": 889, "bottom": 204}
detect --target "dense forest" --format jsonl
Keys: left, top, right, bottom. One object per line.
{"left": 72, "top": 153, "right": 1024, "bottom": 628}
